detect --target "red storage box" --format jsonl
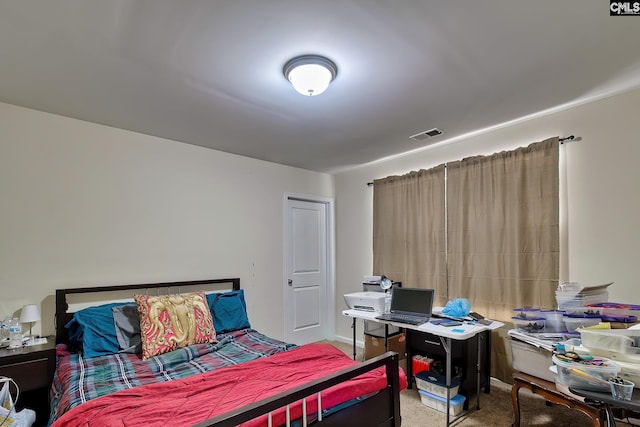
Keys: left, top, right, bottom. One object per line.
{"left": 412, "top": 355, "right": 433, "bottom": 375}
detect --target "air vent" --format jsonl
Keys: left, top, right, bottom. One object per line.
{"left": 409, "top": 128, "right": 443, "bottom": 141}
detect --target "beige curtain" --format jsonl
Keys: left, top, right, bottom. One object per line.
{"left": 372, "top": 165, "right": 448, "bottom": 307}
{"left": 447, "top": 137, "right": 559, "bottom": 382}
{"left": 372, "top": 137, "right": 559, "bottom": 383}
{"left": 446, "top": 137, "right": 559, "bottom": 322}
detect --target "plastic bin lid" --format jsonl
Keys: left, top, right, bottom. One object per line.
{"left": 589, "top": 302, "right": 640, "bottom": 310}
{"left": 601, "top": 314, "right": 637, "bottom": 323}
{"left": 418, "top": 389, "right": 466, "bottom": 404}
{"left": 565, "top": 313, "right": 601, "bottom": 318}
{"left": 415, "top": 370, "right": 460, "bottom": 388}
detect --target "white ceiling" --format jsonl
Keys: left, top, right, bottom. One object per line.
{"left": 1, "top": 1, "right": 639, "bottom": 173}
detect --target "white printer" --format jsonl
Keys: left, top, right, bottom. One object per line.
{"left": 344, "top": 291, "right": 387, "bottom": 313}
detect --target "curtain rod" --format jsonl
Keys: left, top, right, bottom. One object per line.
{"left": 366, "top": 135, "right": 576, "bottom": 186}
{"left": 559, "top": 134, "right": 575, "bottom": 143}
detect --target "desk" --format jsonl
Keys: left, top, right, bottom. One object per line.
{"left": 405, "top": 327, "right": 492, "bottom": 401}
{"left": 570, "top": 387, "right": 640, "bottom": 427}
{"left": 512, "top": 371, "right": 604, "bottom": 427}
{"left": 342, "top": 309, "right": 502, "bottom": 426}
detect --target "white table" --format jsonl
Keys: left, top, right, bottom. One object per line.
{"left": 342, "top": 309, "right": 503, "bottom": 426}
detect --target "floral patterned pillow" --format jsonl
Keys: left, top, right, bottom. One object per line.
{"left": 134, "top": 291, "right": 216, "bottom": 360}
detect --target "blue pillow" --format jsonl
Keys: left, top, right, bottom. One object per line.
{"left": 206, "top": 290, "right": 251, "bottom": 333}
{"left": 64, "top": 302, "right": 123, "bottom": 358}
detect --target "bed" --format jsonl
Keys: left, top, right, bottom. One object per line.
{"left": 51, "top": 278, "right": 406, "bottom": 426}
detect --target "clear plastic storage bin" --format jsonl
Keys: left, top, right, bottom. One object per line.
{"left": 510, "top": 339, "right": 555, "bottom": 382}
{"left": 540, "top": 309, "right": 566, "bottom": 332}
{"left": 512, "top": 316, "right": 545, "bottom": 333}
{"left": 563, "top": 315, "right": 601, "bottom": 332}
{"left": 414, "top": 371, "right": 460, "bottom": 399}
{"left": 579, "top": 329, "right": 640, "bottom": 354}
{"left": 552, "top": 354, "right": 620, "bottom": 392}
{"left": 512, "top": 307, "right": 541, "bottom": 319}
{"left": 418, "top": 389, "right": 466, "bottom": 416}
{"left": 564, "top": 307, "right": 604, "bottom": 317}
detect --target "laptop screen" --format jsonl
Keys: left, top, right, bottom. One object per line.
{"left": 390, "top": 288, "right": 434, "bottom": 316}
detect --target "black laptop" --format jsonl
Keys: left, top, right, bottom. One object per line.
{"left": 375, "top": 288, "right": 434, "bottom": 325}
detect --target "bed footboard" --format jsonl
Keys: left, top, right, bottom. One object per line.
{"left": 192, "top": 351, "right": 402, "bottom": 427}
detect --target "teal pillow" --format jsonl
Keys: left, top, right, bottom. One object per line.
{"left": 65, "top": 302, "right": 123, "bottom": 358}
{"left": 206, "top": 290, "right": 250, "bottom": 333}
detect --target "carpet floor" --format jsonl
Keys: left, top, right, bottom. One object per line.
{"left": 327, "top": 340, "right": 638, "bottom": 427}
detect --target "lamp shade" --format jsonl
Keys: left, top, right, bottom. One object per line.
{"left": 283, "top": 55, "right": 337, "bottom": 96}
{"left": 20, "top": 304, "right": 41, "bottom": 323}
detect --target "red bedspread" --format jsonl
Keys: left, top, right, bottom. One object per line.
{"left": 52, "top": 343, "right": 407, "bottom": 427}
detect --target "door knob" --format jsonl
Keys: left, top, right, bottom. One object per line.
{"left": 288, "top": 279, "right": 293, "bottom": 286}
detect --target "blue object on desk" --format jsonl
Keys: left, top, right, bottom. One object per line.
{"left": 451, "top": 328, "right": 465, "bottom": 333}
{"left": 442, "top": 298, "right": 471, "bottom": 318}
{"left": 432, "top": 319, "right": 462, "bottom": 327}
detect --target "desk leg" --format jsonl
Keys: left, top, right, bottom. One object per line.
{"left": 406, "top": 336, "right": 413, "bottom": 389}
{"left": 384, "top": 323, "right": 389, "bottom": 352}
{"left": 476, "top": 333, "right": 481, "bottom": 410}
{"left": 351, "top": 318, "right": 357, "bottom": 361}
{"left": 441, "top": 336, "right": 452, "bottom": 427}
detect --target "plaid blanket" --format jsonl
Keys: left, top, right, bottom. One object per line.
{"left": 50, "top": 343, "right": 407, "bottom": 427}
{"left": 49, "top": 329, "right": 296, "bottom": 425}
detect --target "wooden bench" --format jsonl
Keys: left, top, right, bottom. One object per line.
{"left": 511, "top": 371, "right": 604, "bottom": 427}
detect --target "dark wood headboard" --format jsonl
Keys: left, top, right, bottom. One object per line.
{"left": 55, "top": 278, "right": 240, "bottom": 344}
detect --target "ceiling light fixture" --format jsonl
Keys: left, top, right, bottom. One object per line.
{"left": 283, "top": 55, "right": 337, "bottom": 96}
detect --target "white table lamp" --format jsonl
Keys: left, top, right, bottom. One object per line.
{"left": 20, "top": 304, "right": 41, "bottom": 342}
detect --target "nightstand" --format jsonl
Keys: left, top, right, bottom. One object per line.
{"left": 0, "top": 340, "right": 56, "bottom": 427}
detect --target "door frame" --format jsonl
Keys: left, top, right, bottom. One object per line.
{"left": 283, "top": 193, "right": 336, "bottom": 343}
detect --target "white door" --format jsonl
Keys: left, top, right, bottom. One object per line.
{"left": 284, "top": 197, "right": 331, "bottom": 344}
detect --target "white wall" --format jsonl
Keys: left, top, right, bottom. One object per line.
{"left": 3, "top": 87, "right": 639, "bottom": 344}
{"left": 333, "top": 87, "right": 640, "bottom": 342}
{"left": 0, "top": 102, "right": 334, "bottom": 339}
